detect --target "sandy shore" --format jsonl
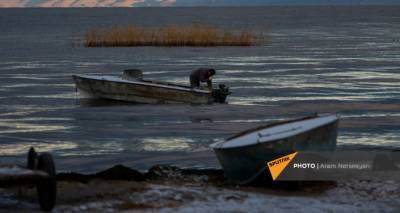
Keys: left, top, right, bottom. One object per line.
{"left": 0, "top": 165, "right": 399, "bottom": 212}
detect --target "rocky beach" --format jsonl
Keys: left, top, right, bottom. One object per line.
{"left": 0, "top": 164, "right": 399, "bottom": 212}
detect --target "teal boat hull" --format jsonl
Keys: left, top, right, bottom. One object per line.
{"left": 212, "top": 116, "right": 338, "bottom": 184}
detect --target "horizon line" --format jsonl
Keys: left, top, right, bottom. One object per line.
{"left": 1, "top": 4, "right": 400, "bottom": 9}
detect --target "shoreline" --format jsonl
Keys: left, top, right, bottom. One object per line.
{"left": 1, "top": 164, "right": 399, "bottom": 212}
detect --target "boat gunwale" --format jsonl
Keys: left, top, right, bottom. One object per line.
{"left": 72, "top": 74, "right": 211, "bottom": 95}
{"left": 211, "top": 114, "right": 338, "bottom": 149}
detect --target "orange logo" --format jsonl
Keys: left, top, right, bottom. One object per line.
{"left": 267, "top": 152, "right": 298, "bottom": 181}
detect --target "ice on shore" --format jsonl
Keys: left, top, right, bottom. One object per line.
{"left": 129, "top": 179, "right": 399, "bottom": 213}
{"left": 1, "top": 165, "right": 398, "bottom": 212}
{"left": 1, "top": 177, "right": 398, "bottom": 212}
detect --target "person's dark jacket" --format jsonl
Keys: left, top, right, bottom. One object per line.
{"left": 190, "top": 68, "right": 214, "bottom": 89}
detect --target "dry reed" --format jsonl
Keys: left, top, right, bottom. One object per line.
{"left": 85, "top": 24, "right": 262, "bottom": 47}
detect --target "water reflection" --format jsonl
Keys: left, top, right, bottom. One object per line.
{"left": 0, "top": 7, "right": 399, "bottom": 164}
{"left": 189, "top": 117, "right": 213, "bottom": 123}
{"left": 60, "top": 141, "right": 125, "bottom": 156}
{"left": 16, "top": 92, "right": 77, "bottom": 99}
{"left": 0, "top": 141, "right": 77, "bottom": 156}
{"left": 339, "top": 132, "right": 400, "bottom": 148}
{"left": 229, "top": 94, "right": 397, "bottom": 104}
{"left": 78, "top": 98, "right": 138, "bottom": 107}
{"left": 137, "top": 137, "right": 193, "bottom": 152}
{"left": 0, "top": 119, "right": 72, "bottom": 133}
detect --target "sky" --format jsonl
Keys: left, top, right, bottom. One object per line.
{"left": 0, "top": 0, "right": 399, "bottom": 7}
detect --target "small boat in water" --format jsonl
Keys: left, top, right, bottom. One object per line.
{"left": 72, "top": 69, "right": 231, "bottom": 104}
{"left": 210, "top": 114, "right": 339, "bottom": 184}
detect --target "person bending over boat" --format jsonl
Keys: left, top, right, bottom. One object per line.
{"left": 190, "top": 68, "right": 216, "bottom": 90}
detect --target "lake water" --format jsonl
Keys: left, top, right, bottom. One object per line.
{"left": 0, "top": 6, "right": 399, "bottom": 172}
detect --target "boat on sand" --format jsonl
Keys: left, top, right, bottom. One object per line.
{"left": 210, "top": 114, "right": 339, "bottom": 184}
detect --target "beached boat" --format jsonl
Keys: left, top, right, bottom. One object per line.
{"left": 210, "top": 114, "right": 339, "bottom": 184}
{"left": 72, "top": 69, "right": 231, "bottom": 104}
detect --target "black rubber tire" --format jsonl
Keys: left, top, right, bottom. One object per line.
{"left": 27, "top": 147, "right": 37, "bottom": 170}
{"left": 36, "top": 153, "right": 57, "bottom": 211}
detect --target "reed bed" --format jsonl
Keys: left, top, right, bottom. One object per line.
{"left": 85, "top": 25, "right": 262, "bottom": 47}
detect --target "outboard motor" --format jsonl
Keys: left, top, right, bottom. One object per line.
{"left": 212, "top": 84, "right": 231, "bottom": 103}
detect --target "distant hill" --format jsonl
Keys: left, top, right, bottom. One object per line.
{"left": 0, "top": 0, "right": 399, "bottom": 8}
{"left": 175, "top": 0, "right": 400, "bottom": 6}
{"left": 0, "top": 0, "right": 150, "bottom": 7}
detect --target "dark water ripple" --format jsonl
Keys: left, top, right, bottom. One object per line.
{"left": 0, "top": 7, "right": 399, "bottom": 171}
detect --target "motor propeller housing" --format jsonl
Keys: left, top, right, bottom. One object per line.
{"left": 212, "top": 84, "right": 231, "bottom": 103}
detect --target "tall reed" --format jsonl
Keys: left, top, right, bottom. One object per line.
{"left": 85, "top": 24, "right": 262, "bottom": 47}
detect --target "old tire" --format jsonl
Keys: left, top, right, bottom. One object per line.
{"left": 27, "top": 147, "right": 38, "bottom": 170}
{"left": 36, "top": 153, "right": 57, "bottom": 211}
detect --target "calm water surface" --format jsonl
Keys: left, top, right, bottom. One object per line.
{"left": 0, "top": 7, "right": 399, "bottom": 172}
